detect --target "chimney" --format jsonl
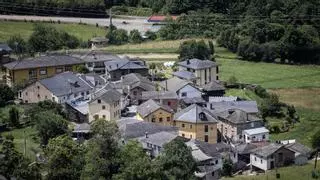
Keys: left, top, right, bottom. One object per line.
{"left": 165, "top": 80, "right": 168, "bottom": 91}
{"left": 145, "top": 132, "right": 148, "bottom": 138}
{"left": 187, "top": 60, "right": 190, "bottom": 64}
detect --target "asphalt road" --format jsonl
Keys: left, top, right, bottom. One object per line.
{"left": 0, "top": 15, "right": 161, "bottom": 33}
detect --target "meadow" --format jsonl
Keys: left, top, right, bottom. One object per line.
{"left": 0, "top": 20, "right": 106, "bottom": 41}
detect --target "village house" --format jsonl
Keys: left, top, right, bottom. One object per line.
{"left": 90, "top": 37, "right": 109, "bottom": 49}
{"left": 3, "top": 55, "right": 84, "bottom": 86}
{"left": 0, "top": 43, "right": 12, "bottom": 67}
{"left": 159, "top": 77, "right": 202, "bottom": 99}
{"left": 250, "top": 143, "right": 295, "bottom": 171}
{"left": 88, "top": 87, "right": 122, "bottom": 122}
{"left": 208, "top": 96, "right": 238, "bottom": 103}
{"left": 173, "top": 104, "right": 218, "bottom": 144}
{"left": 140, "top": 91, "right": 179, "bottom": 111}
{"left": 175, "top": 58, "right": 219, "bottom": 86}
{"left": 216, "top": 109, "right": 264, "bottom": 143}
{"left": 200, "top": 80, "right": 225, "bottom": 99}
{"left": 180, "top": 97, "right": 207, "bottom": 109}
{"left": 243, "top": 127, "right": 269, "bottom": 143}
{"left": 121, "top": 73, "right": 156, "bottom": 104}
{"left": 137, "top": 99, "right": 174, "bottom": 126}
{"left": 282, "top": 140, "right": 312, "bottom": 165}
{"left": 19, "top": 72, "right": 92, "bottom": 104}
{"left": 235, "top": 142, "right": 261, "bottom": 164}
{"left": 104, "top": 57, "right": 149, "bottom": 81}
{"left": 208, "top": 101, "right": 259, "bottom": 115}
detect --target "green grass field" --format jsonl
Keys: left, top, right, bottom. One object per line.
{"left": 223, "top": 161, "right": 319, "bottom": 180}
{"left": 0, "top": 21, "right": 106, "bottom": 42}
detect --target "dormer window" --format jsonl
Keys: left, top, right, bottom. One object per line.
{"left": 199, "top": 112, "right": 206, "bottom": 120}
{"left": 98, "top": 99, "right": 101, "bottom": 104}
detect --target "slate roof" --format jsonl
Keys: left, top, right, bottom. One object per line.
{"left": 178, "top": 58, "right": 217, "bottom": 70}
{"left": 122, "top": 73, "right": 155, "bottom": 91}
{"left": 74, "top": 51, "right": 122, "bottom": 63}
{"left": 209, "top": 96, "right": 238, "bottom": 103}
{"left": 140, "top": 131, "right": 178, "bottom": 147}
{"left": 159, "top": 77, "right": 192, "bottom": 92}
{"left": 79, "top": 73, "right": 106, "bottom": 87}
{"left": 174, "top": 104, "right": 218, "bottom": 124}
{"left": 137, "top": 99, "right": 173, "bottom": 118}
{"left": 4, "top": 55, "right": 84, "bottom": 70}
{"left": 90, "top": 85, "right": 122, "bottom": 103}
{"left": 39, "top": 72, "right": 92, "bottom": 97}
{"left": 200, "top": 81, "right": 225, "bottom": 91}
{"left": 235, "top": 143, "right": 258, "bottom": 155}
{"left": 209, "top": 101, "right": 259, "bottom": 114}
{"left": 141, "top": 91, "right": 178, "bottom": 100}
{"left": 181, "top": 97, "right": 206, "bottom": 104}
{"left": 172, "top": 71, "right": 197, "bottom": 80}
{"left": 104, "top": 58, "right": 147, "bottom": 71}
{"left": 251, "top": 143, "right": 285, "bottom": 158}
{"left": 218, "top": 109, "right": 261, "bottom": 124}
{"left": 0, "top": 43, "right": 12, "bottom": 52}
{"left": 285, "top": 142, "right": 312, "bottom": 156}
{"left": 117, "top": 118, "right": 178, "bottom": 140}
{"left": 243, "top": 127, "right": 269, "bottom": 135}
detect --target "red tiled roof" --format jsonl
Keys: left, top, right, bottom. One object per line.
{"left": 148, "top": 15, "right": 178, "bottom": 22}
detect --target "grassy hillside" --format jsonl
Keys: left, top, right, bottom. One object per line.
{"left": 0, "top": 21, "right": 106, "bottom": 42}
{"left": 223, "top": 161, "right": 318, "bottom": 180}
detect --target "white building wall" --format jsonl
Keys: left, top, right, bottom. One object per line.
{"left": 250, "top": 154, "right": 269, "bottom": 171}
{"left": 177, "top": 85, "right": 202, "bottom": 98}
{"left": 244, "top": 132, "right": 269, "bottom": 143}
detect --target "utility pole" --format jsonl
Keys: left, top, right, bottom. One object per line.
{"left": 24, "top": 130, "right": 26, "bottom": 156}
{"left": 109, "top": 8, "right": 113, "bottom": 26}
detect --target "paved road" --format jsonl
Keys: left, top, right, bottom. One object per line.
{"left": 0, "top": 15, "right": 161, "bottom": 33}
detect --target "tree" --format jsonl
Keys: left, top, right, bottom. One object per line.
{"left": 222, "top": 159, "right": 233, "bottom": 177}
{"left": 129, "top": 29, "right": 143, "bottom": 43}
{"left": 0, "top": 84, "right": 15, "bottom": 107}
{"left": 82, "top": 119, "right": 120, "bottom": 179}
{"left": 0, "top": 135, "right": 41, "bottom": 180}
{"left": 208, "top": 40, "right": 215, "bottom": 56}
{"left": 178, "top": 40, "right": 211, "bottom": 61}
{"left": 113, "top": 141, "right": 155, "bottom": 180}
{"left": 145, "top": 30, "right": 157, "bottom": 40}
{"left": 107, "top": 27, "right": 129, "bottom": 45}
{"left": 45, "top": 135, "right": 85, "bottom": 180}
{"left": 227, "top": 76, "right": 238, "bottom": 85}
{"left": 312, "top": 129, "right": 320, "bottom": 170}
{"left": 75, "top": 64, "right": 90, "bottom": 74}
{"left": 8, "top": 106, "right": 20, "bottom": 127}
{"left": 155, "top": 138, "right": 197, "bottom": 179}
{"left": 34, "top": 111, "right": 69, "bottom": 145}
{"left": 27, "top": 100, "right": 65, "bottom": 122}
{"left": 7, "top": 35, "right": 28, "bottom": 54}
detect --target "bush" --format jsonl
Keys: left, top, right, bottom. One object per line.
{"left": 145, "top": 31, "right": 157, "bottom": 40}
{"left": 129, "top": 29, "right": 143, "bottom": 43}
{"left": 112, "top": 6, "right": 153, "bottom": 16}
{"left": 7, "top": 35, "right": 28, "bottom": 54}
{"left": 227, "top": 76, "right": 238, "bottom": 85}
{"left": 107, "top": 27, "right": 129, "bottom": 45}
{"left": 254, "top": 85, "right": 269, "bottom": 98}
{"left": 75, "top": 65, "right": 89, "bottom": 74}
{"left": 178, "top": 40, "right": 212, "bottom": 61}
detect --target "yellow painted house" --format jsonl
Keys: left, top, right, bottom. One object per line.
{"left": 137, "top": 99, "right": 174, "bottom": 127}
{"left": 3, "top": 55, "right": 84, "bottom": 87}
{"left": 173, "top": 104, "right": 218, "bottom": 144}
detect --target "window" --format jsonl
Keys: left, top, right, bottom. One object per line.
{"left": 190, "top": 124, "right": 192, "bottom": 129}
{"left": 182, "top": 124, "right": 185, "bottom": 128}
{"left": 65, "top": 66, "right": 72, "bottom": 71}
{"left": 255, "top": 157, "right": 257, "bottom": 161}
{"left": 37, "top": 86, "right": 40, "bottom": 89}
{"left": 159, "top": 118, "right": 163, "bottom": 122}
{"left": 158, "top": 146, "right": 161, "bottom": 152}
{"left": 167, "top": 101, "right": 171, "bottom": 106}
{"left": 39, "top": 68, "right": 47, "bottom": 75}
{"left": 204, "top": 135, "right": 209, "bottom": 142}
{"left": 261, "top": 159, "right": 263, "bottom": 164}
{"left": 204, "top": 125, "right": 209, "bottom": 132}
{"left": 102, "top": 115, "right": 106, "bottom": 119}
{"left": 25, "top": 92, "right": 28, "bottom": 96}
{"left": 181, "top": 92, "right": 187, "bottom": 97}
{"left": 190, "top": 135, "right": 192, "bottom": 138}
{"left": 216, "top": 66, "right": 219, "bottom": 74}
{"left": 28, "top": 69, "right": 37, "bottom": 80}
{"left": 45, "top": 95, "right": 48, "bottom": 99}
{"left": 133, "top": 91, "right": 137, "bottom": 96}
{"left": 262, "top": 134, "right": 266, "bottom": 139}
{"left": 173, "top": 120, "right": 176, "bottom": 126}
{"left": 211, "top": 172, "right": 215, "bottom": 177}
{"left": 215, "top": 160, "right": 218, "bottom": 164}
{"left": 216, "top": 76, "right": 219, "bottom": 80}
{"left": 98, "top": 99, "right": 101, "bottom": 104}
{"left": 182, "top": 133, "right": 185, "bottom": 137}
{"left": 56, "top": 67, "right": 63, "bottom": 73}
{"left": 102, "top": 105, "right": 106, "bottom": 110}
{"left": 167, "top": 117, "right": 170, "bottom": 122}
{"left": 152, "top": 118, "right": 155, "bottom": 122}
{"left": 37, "top": 94, "right": 40, "bottom": 98}
{"left": 205, "top": 68, "right": 207, "bottom": 82}
{"left": 251, "top": 122, "right": 254, "bottom": 128}
{"left": 86, "top": 91, "right": 90, "bottom": 95}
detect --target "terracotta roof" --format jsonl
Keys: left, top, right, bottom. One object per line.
{"left": 147, "top": 15, "right": 178, "bottom": 22}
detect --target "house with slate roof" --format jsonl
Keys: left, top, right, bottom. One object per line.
{"left": 141, "top": 91, "right": 179, "bottom": 111}
{"left": 88, "top": 86, "right": 122, "bottom": 122}
{"left": 121, "top": 73, "right": 156, "bottom": 104}
{"left": 250, "top": 143, "right": 295, "bottom": 171}
{"left": 243, "top": 127, "right": 269, "bottom": 143}
{"left": 173, "top": 104, "right": 218, "bottom": 144}
{"left": 159, "top": 77, "right": 202, "bottom": 99}
{"left": 200, "top": 80, "right": 225, "bottom": 99}
{"left": 216, "top": 109, "right": 264, "bottom": 143}
{"left": 0, "top": 43, "right": 12, "bottom": 66}
{"left": 104, "top": 57, "right": 148, "bottom": 81}
{"left": 282, "top": 140, "right": 312, "bottom": 165}
{"left": 19, "top": 72, "right": 92, "bottom": 104}
{"left": 208, "top": 101, "right": 259, "bottom": 115}
{"left": 176, "top": 58, "right": 219, "bottom": 86}
{"left": 137, "top": 99, "right": 175, "bottom": 127}
{"left": 3, "top": 55, "right": 84, "bottom": 86}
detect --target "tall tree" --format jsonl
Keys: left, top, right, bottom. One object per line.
{"left": 45, "top": 135, "right": 85, "bottom": 180}
{"left": 178, "top": 40, "right": 211, "bottom": 61}
{"left": 81, "top": 119, "right": 120, "bottom": 179}
{"left": 0, "top": 85, "right": 14, "bottom": 107}
{"left": 154, "top": 138, "right": 197, "bottom": 180}
{"left": 8, "top": 106, "right": 20, "bottom": 127}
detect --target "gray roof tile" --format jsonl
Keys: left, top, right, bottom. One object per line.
{"left": 178, "top": 58, "right": 217, "bottom": 70}
{"left": 104, "top": 58, "right": 147, "bottom": 71}
{"left": 200, "top": 81, "right": 225, "bottom": 91}
{"left": 284, "top": 142, "right": 312, "bottom": 156}
{"left": 172, "top": 71, "right": 197, "bottom": 80}
{"left": 0, "top": 43, "right": 12, "bottom": 52}
{"left": 159, "top": 77, "right": 191, "bottom": 92}
{"left": 90, "top": 85, "right": 122, "bottom": 104}
{"left": 208, "top": 101, "right": 259, "bottom": 114}
{"left": 251, "top": 143, "right": 285, "bottom": 158}
{"left": 137, "top": 99, "right": 173, "bottom": 118}
{"left": 122, "top": 73, "right": 155, "bottom": 91}
{"left": 217, "top": 109, "right": 261, "bottom": 124}
{"left": 141, "top": 91, "right": 178, "bottom": 100}
{"left": 174, "top": 104, "right": 218, "bottom": 124}
{"left": 140, "top": 131, "right": 178, "bottom": 147}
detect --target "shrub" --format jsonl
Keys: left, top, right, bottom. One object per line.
{"left": 145, "top": 31, "right": 157, "bottom": 40}
{"left": 107, "top": 27, "right": 129, "bottom": 45}
{"left": 129, "top": 29, "right": 143, "bottom": 43}
{"left": 227, "top": 76, "right": 238, "bottom": 85}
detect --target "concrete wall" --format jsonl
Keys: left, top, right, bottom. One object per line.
{"left": 244, "top": 132, "right": 269, "bottom": 143}
{"left": 178, "top": 66, "right": 218, "bottom": 86}
{"left": 19, "top": 81, "right": 53, "bottom": 103}
{"left": 175, "top": 121, "right": 217, "bottom": 144}
{"left": 250, "top": 154, "right": 269, "bottom": 171}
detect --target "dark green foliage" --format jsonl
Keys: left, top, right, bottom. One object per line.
{"left": 107, "top": 27, "right": 129, "bottom": 45}
{"left": 208, "top": 40, "right": 215, "bottom": 55}
{"left": 34, "top": 111, "right": 69, "bottom": 145}
{"left": 75, "top": 64, "right": 90, "bottom": 74}
{"left": 45, "top": 135, "right": 85, "bottom": 180}
{"left": 227, "top": 76, "right": 238, "bottom": 85}
{"left": 222, "top": 159, "right": 233, "bottom": 177}
{"left": 28, "top": 24, "right": 80, "bottom": 52}
{"left": 155, "top": 138, "right": 197, "bottom": 180}
{"left": 82, "top": 119, "right": 120, "bottom": 179}
{"left": 27, "top": 100, "right": 65, "bottom": 121}
{"left": 178, "top": 40, "right": 211, "bottom": 61}
{"left": 7, "top": 35, "right": 28, "bottom": 54}
{"left": 0, "top": 135, "right": 41, "bottom": 180}
{"left": 129, "top": 29, "right": 143, "bottom": 43}
{"left": 312, "top": 129, "right": 320, "bottom": 149}
{"left": 0, "top": 85, "right": 15, "bottom": 107}
{"left": 8, "top": 107, "right": 20, "bottom": 128}
{"left": 145, "top": 30, "right": 157, "bottom": 40}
